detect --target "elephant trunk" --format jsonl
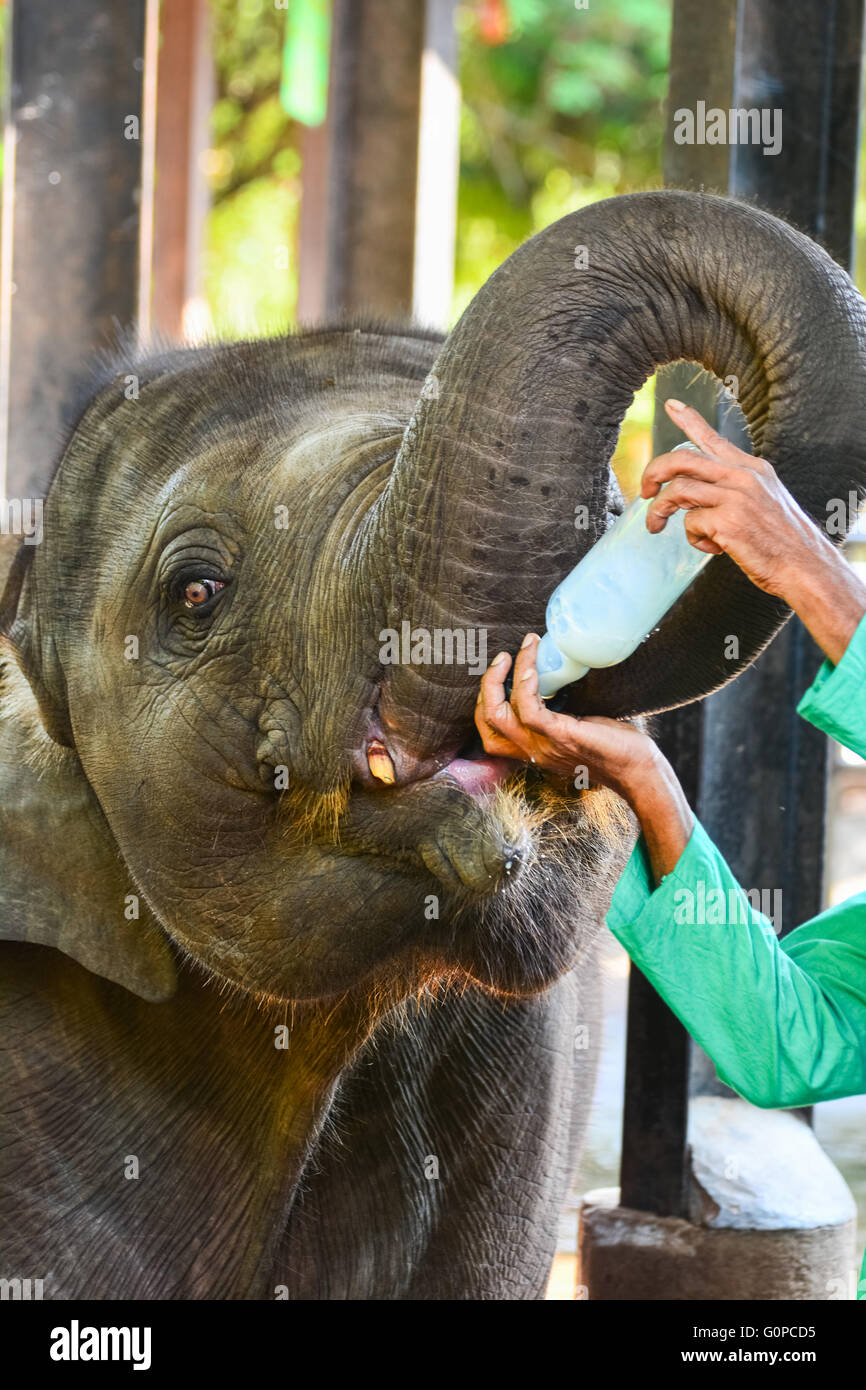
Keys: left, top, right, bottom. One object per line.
{"left": 364, "top": 190, "right": 866, "bottom": 761}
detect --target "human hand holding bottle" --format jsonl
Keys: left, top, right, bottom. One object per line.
{"left": 643, "top": 399, "right": 866, "bottom": 664}
{"left": 475, "top": 399, "right": 866, "bottom": 881}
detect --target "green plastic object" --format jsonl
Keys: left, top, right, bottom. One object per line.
{"left": 280, "top": 0, "right": 332, "bottom": 128}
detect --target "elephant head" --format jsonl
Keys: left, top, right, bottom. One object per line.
{"left": 3, "top": 190, "right": 866, "bottom": 1008}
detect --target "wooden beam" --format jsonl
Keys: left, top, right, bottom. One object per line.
{"left": 149, "top": 0, "right": 212, "bottom": 342}
{"left": 297, "top": 0, "right": 459, "bottom": 326}
{"left": 412, "top": 0, "right": 459, "bottom": 330}
{"left": 324, "top": 0, "right": 425, "bottom": 318}
{"left": 297, "top": 121, "right": 331, "bottom": 325}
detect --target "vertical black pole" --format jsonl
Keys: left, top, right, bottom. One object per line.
{"left": 1, "top": 0, "right": 148, "bottom": 498}
{"left": 619, "top": 0, "right": 739, "bottom": 1218}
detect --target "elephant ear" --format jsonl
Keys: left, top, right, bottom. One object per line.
{"left": 0, "top": 542, "right": 177, "bottom": 1002}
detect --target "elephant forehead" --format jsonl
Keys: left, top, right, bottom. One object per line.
{"left": 110, "top": 409, "right": 403, "bottom": 530}
{"left": 274, "top": 411, "right": 406, "bottom": 481}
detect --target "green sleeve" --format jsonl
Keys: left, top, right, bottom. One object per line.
{"left": 606, "top": 610, "right": 866, "bottom": 1109}
{"left": 796, "top": 609, "right": 866, "bottom": 757}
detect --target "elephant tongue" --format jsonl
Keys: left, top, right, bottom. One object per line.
{"left": 433, "top": 755, "right": 517, "bottom": 796}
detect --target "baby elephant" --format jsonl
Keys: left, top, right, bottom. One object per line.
{"left": 2, "top": 189, "right": 865, "bottom": 1298}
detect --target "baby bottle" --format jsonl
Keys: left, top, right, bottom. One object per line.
{"left": 535, "top": 443, "right": 713, "bottom": 698}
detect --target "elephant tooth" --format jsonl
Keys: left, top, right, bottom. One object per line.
{"left": 368, "top": 741, "right": 396, "bottom": 785}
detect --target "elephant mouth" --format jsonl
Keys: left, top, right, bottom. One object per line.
{"left": 347, "top": 727, "right": 534, "bottom": 896}
{"left": 430, "top": 751, "right": 517, "bottom": 796}
{"left": 362, "top": 724, "right": 520, "bottom": 798}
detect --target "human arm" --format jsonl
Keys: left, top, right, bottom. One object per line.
{"left": 474, "top": 404, "right": 866, "bottom": 1107}
{"left": 476, "top": 619, "right": 866, "bottom": 1108}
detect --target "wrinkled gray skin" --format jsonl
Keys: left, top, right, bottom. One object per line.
{"left": 3, "top": 191, "right": 866, "bottom": 1299}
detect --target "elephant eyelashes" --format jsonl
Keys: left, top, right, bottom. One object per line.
{"left": 181, "top": 578, "right": 226, "bottom": 609}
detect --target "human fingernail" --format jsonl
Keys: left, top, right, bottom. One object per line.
{"left": 520, "top": 632, "right": 539, "bottom": 648}
{"left": 666, "top": 398, "right": 685, "bottom": 412}
{"left": 492, "top": 651, "right": 509, "bottom": 665}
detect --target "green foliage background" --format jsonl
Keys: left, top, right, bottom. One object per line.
{"left": 205, "top": 0, "right": 671, "bottom": 344}
{"left": 452, "top": 0, "right": 670, "bottom": 318}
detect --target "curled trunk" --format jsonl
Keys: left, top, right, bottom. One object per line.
{"left": 363, "top": 190, "right": 866, "bottom": 759}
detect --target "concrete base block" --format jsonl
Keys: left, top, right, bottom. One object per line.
{"left": 580, "top": 1196, "right": 856, "bottom": 1299}
{"left": 579, "top": 1098, "right": 858, "bottom": 1300}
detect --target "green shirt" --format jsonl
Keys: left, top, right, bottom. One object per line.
{"left": 606, "top": 611, "right": 866, "bottom": 1298}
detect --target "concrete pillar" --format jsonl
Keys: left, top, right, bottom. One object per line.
{"left": 0, "top": 0, "right": 150, "bottom": 497}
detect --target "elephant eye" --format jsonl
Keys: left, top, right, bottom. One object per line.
{"left": 182, "top": 578, "right": 225, "bottom": 609}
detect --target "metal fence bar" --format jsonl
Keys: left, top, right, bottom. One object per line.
{"left": 619, "top": 0, "right": 739, "bottom": 1217}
